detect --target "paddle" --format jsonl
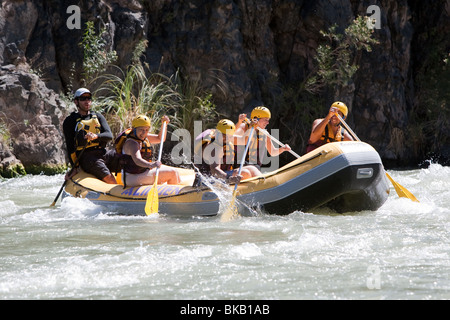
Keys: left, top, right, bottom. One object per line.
{"left": 256, "top": 127, "right": 301, "bottom": 159}
{"left": 221, "top": 124, "right": 256, "bottom": 222}
{"left": 145, "top": 121, "right": 167, "bottom": 216}
{"left": 50, "top": 143, "right": 88, "bottom": 207}
{"left": 335, "top": 113, "right": 419, "bottom": 202}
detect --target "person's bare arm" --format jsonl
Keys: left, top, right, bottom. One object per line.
{"left": 123, "top": 139, "right": 160, "bottom": 169}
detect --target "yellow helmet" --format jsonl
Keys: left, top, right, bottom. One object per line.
{"left": 331, "top": 101, "right": 348, "bottom": 118}
{"left": 251, "top": 106, "right": 271, "bottom": 119}
{"left": 216, "top": 119, "right": 236, "bottom": 135}
{"left": 132, "top": 115, "right": 151, "bottom": 128}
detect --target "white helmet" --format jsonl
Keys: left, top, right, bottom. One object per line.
{"left": 74, "top": 88, "right": 91, "bottom": 99}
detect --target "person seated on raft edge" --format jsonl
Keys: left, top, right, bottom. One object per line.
{"left": 195, "top": 119, "right": 260, "bottom": 184}
{"left": 234, "top": 106, "right": 292, "bottom": 173}
{"left": 115, "top": 114, "right": 180, "bottom": 187}
{"left": 305, "top": 101, "right": 354, "bottom": 154}
{"left": 63, "top": 87, "right": 117, "bottom": 184}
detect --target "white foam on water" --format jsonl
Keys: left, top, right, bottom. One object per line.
{"left": 0, "top": 166, "right": 449, "bottom": 299}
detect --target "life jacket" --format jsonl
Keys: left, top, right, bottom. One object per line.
{"left": 306, "top": 123, "right": 345, "bottom": 153}
{"left": 74, "top": 113, "right": 101, "bottom": 151}
{"left": 246, "top": 129, "right": 265, "bottom": 167}
{"left": 194, "top": 129, "right": 235, "bottom": 174}
{"left": 114, "top": 128, "right": 153, "bottom": 174}
{"left": 322, "top": 123, "right": 344, "bottom": 143}
{"left": 234, "top": 122, "right": 265, "bottom": 167}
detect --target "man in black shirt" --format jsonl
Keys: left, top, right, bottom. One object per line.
{"left": 62, "top": 88, "right": 117, "bottom": 184}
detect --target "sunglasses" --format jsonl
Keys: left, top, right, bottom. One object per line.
{"left": 77, "top": 96, "right": 92, "bottom": 101}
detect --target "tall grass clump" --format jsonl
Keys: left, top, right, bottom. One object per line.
{"left": 169, "top": 70, "right": 220, "bottom": 135}
{"left": 88, "top": 38, "right": 219, "bottom": 138}
{"left": 93, "top": 62, "right": 182, "bottom": 135}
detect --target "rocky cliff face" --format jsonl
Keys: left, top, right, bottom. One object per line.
{"left": 0, "top": 0, "right": 448, "bottom": 176}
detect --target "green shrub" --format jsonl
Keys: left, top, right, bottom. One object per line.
{"left": 305, "top": 15, "right": 379, "bottom": 94}
{"left": 79, "top": 21, "right": 118, "bottom": 82}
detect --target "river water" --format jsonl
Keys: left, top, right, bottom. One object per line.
{"left": 0, "top": 163, "right": 449, "bottom": 301}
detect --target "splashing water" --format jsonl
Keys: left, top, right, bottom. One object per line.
{"left": 0, "top": 163, "right": 449, "bottom": 300}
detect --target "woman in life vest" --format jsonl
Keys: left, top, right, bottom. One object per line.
{"left": 62, "top": 88, "right": 117, "bottom": 184}
{"left": 195, "top": 119, "right": 259, "bottom": 184}
{"left": 234, "top": 106, "right": 291, "bottom": 171}
{"left": 306, "top": 101, "right": 354, "bottom": 153}
{"left": 117, "top": 115, "right": 180, "bottom": 187}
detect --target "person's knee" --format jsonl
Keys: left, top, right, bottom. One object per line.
{"left": 240, "top": 169, "right": 252, "bottom": 179}
{"left": 160, "top": 168, "right": 180, "bottom": 184}
{"left": 171, "top": 169, "right": 181, "bottom": 184}
{"left": 241, "top": 166, "right": 260, "bottom": 178}
{"left": 249, "top": 166, "right": 261, "bottom": 176}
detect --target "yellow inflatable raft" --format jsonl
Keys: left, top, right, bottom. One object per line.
{"left": 62, "top": 141, "right": 390, "bottom": 217}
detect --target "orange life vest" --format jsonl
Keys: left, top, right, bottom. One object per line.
{"left": 194, "top": 129, "right": 235, "bottom": 173}
{"left": 114, "top": 128, "right": 153, "bottom": 174}
{"left": 306, "top": 124, "right": 345, "bottom": 153}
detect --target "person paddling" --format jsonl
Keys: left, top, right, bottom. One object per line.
{"left": 306, "top": 101, "right": 354, "bottom": 153}
{"left": 234, "top": 106, "right": 291, "bottom": 172}
{"left": 194, "top": 119, "right": 259, "bottom": 184}
{"left": 115, "top": 114, "right": 180, "bottom": 187}
{"left": 62, "top": 88, "right": 117, "bottom": 184}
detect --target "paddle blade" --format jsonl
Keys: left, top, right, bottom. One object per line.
{"left": 221, "top": 190, "right": 239, "bottom": 222}
{"left": 385, "top": 172, "right": 419, "bottom": 202}
{"left": 145, "top": 181, "right": 159, "bottom": 215}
